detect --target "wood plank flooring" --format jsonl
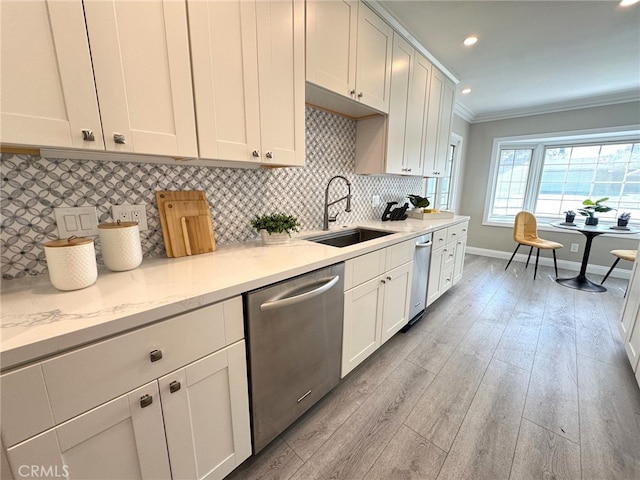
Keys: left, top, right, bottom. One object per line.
{"left": 228, "top": 255, "right": 640, "bottom": 480}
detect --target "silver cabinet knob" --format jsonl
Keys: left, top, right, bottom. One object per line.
{"left": 252, "top": 150, "right": 260, "bottom": 157}
{"left": 81, "top": 129, "right": 95, "bottom": 141}
{"left": 149, "top": 349, "right": 163, "bottom": 362}
{"left": 407, "top": 168, "right": 412, "bottom": 172}
{"left": 169, "top": 380, "right": 181, "bottom": 393}
{"left": 386, "top": 276, "right": 392, "bottom": 281}
{"left": 113, "top": 133, "right": 126, "bottom": 144}
{"left": 357, "top": 92, "right": 363, "bottom": 98}
{"left": 381, "top": 279, "right": 386, "bottom": 284}
{"left": 265, "top": 152, "right": 273, "bottom": 159}
{"left": 140, "top": 394, "right": 153, "bottom": 408}
{"left": 350, "top": 89, "right": 356, "bottom": 96}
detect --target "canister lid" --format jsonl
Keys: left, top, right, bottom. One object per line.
{"left": 98, "top": 221, "right": 138, "bottom": 229}
{"left": 44, "top": 236, "right": 94, "bottom": 248}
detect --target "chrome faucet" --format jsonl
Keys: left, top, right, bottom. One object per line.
{"left": 323, "top": 175, "right": 352, "bottom": 230}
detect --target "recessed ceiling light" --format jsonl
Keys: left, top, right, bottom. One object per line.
{"left": 620, "top": 0, "right": 639, "bottom": 6}
{"left": 461, "top": 88, "right": 471, "bottom": 95}
{"left": 463, "top": 36, "right": 478, "bottom": 46}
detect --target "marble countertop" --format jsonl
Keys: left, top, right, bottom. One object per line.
{"left": 0, "top": 216, "right": 469, "bottom": 371}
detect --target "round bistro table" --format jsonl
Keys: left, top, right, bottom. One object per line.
{"left": 550, "top": 222, "right": 639, "bottom": 292}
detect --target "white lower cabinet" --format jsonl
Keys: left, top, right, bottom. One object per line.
{"left": 342, "top": 240, "right": 414, "bottom": 376}
{"left": 618, "top": 248, "right": 640, "bottom": 386}
{"left": 2, "top": 297, "right": 251, "bottom": 480}
{"left": 427, "top": 222, "right": 468, "bottom": 306}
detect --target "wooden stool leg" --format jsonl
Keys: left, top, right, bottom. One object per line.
{"left": 534, "top": 248, "right": 540, "bottom": 279}
{"left": 552, "top": 249, "right": 558, "bottom": 278}
{"left": 505, "top": 244, "right": 521, "bottom": 271}
{"left": 601, "top": 258, "right": 621, "bottom": 285}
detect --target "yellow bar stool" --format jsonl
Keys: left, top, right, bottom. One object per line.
{"left": 601, "top": 249, "right": 637, "bottom": 285}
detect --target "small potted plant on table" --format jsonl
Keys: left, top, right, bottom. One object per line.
{"left": 578, "top": 197, "right": 613, "bottom": 226}
{"left": 251, "top": 213, "right": 300, "bottom": 245}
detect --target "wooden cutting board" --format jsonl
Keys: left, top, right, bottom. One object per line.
{"left": 156, "top": 191, "right": 216, "bottom": 257}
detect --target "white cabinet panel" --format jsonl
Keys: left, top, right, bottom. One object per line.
{"left": 405, "top": 53, "right": 432, "bottom": 174}
{"left": 0, "top": 0, "right": 103, "bottom": 150}
{"left": 423, "top": 69, "right": 455, "bottom": 177}
{"left": 619, "top": 252, "right": 640, "bottom": 376}
{"left": 83, "top": 0, "right": 197, "bottom": 156}
{"left": 160, "top": 341, "right": 251, "bottom": 480}
{"left": 6, "top": 382, "right": 171, "bottom": 480}
{"left": 381, "top": 262, "right": 413, "bottom": 343}
{"left": 453, "top": 237, "right": 468, "bottom": 285}
{"left": 427, "top": 245, "right": 446, "bottom": 307}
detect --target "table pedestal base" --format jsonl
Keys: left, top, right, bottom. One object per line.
{"left": 556, "top": 276, "right": 606, "bottom": 293}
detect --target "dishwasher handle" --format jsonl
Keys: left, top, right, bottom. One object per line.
{"left": 415, "top": 241, "right": 433, "bottom": 248}
{"left": 260, "top": 275, "right": 340, "bottom": 311}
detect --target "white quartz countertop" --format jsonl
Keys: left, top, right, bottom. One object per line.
{"left": 0, "top": 216, "right": 469, "bottom": 370}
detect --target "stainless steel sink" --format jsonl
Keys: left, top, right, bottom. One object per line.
{"left": 305, "top": 228, "right": 393, "bottom": 248}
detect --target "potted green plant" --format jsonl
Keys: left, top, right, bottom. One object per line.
{"left": 408, "top": 194, "right": 430, "bottom": 211}
{"left": 251, "top": 213, "right": 300, "bottom": 244}
{"left": 577, "top": 197, "right": 613, "bottom": 226}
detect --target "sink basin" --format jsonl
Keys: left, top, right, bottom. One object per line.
{"left": 305, "top": 228, "right": 393, "bottom": 248}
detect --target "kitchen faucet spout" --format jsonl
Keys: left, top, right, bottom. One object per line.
{"left": 323, "top": 175, "right": 352, "bottom": 230}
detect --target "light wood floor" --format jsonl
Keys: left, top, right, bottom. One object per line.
{"left": 228, "top": 255, "right": 640, "bottom": 480}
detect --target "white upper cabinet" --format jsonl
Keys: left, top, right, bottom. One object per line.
{"left": 306, "top": 0, "right": 392, "bottom": 114}
{"left": 83, "top": 0, "right": 198, "bottom": 157}
{"left": 0, "top": 0, "right": 103, "bottom": 150}
{"left": 406, "top": 53, "right": 432, "bottom": 173}
{"left": 189, "top": 0, "right": 304, "bottom": 166}
{"left": 423, "top": 68, "right": 456, "bottom": 177}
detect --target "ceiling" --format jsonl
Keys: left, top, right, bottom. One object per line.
{"left": 375, "top": 1, "right": 640, "bottom": 123}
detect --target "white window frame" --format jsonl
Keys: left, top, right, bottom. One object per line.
{"left": 483, "top": 125, "right": 640, "bottom": 228}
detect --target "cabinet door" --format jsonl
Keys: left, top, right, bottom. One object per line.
{"left": 256, "top": 0, "right": 305, "bottom": 167}
{"left": 0, "top": 0, "right": 103, "bottom": 150}
{"left": 385, "top": 33, "right": 413, "bottom": 175}
{"left": 83, "top": 0, "right": 197, "bottom": 156}
{"left": 6, "top": 382, "right": 171, "bottom": 480}
{"left": 306, "top": 0, "right": 358, "bottom": 98}
{"left": 380, "top": 262, "right": 413, "bottom": 344}
{"left": 188, "top": 0, "right": 261, "bottom": 163}
{"left": 355, "top": 3, "right": 393, "bottom": 113}
{"left": 343, "top": 278, "right": 384, "bottom": 377}
{"left": 427, "top": 246, "right": 445, "bottom": 306}
{"left": 434, "top": 78, "right": 456, "bottom": 175}
{"left": 422, "top": 68, "right": 444, "bottom": 176}
{"left": 453, "top": 236, "right": 467, "bottom": 285}
{"left": 159, "top": 341, "right": 251, "bottom": 480}
{"left": 620, "top": 256, "right": 640, "bottom": 369}
{"left": 405, "top": 53, "right": 432, "bottom": 175}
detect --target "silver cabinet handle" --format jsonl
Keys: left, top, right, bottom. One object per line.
{"left": 81, "top": 129, "right": 95, "bottom": 141}
{"left": 265, "top": 152, "right": 273, "bottom": 159}
{"left": 149, "top": 349, "right": 163, "bottom": 362}
{"left": 140, "top": 394, "right": 153, "bottom": 408}
{"left": 169, "top": 381, "right": 181, "bottom": 393}
{"left": 416, "top": 241, "right": 433, "bottom": 248}
{"left": 252, "top": 150, "right": 260, "bottom": 157}
{"left": 260, "top": 276, "right": 340, "bottom": 311}
{"left": 113, "top": 133, "right": 126, "bottom": 144}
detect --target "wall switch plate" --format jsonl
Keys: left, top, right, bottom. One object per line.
{"left": 54, "top": 206, "right": 99, "bottom": 237}
{"left": 372, "top": 195, "right": 381, "bottom": 207}
{"left": 111, "top": 205, "right": 148, "bottom": 230}
{"left": 570, "top": 243, "right": 579, "bottom": 253}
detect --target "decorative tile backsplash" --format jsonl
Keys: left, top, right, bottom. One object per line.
{"left": 1, "top": 107, "right": 422, "bottom": 280}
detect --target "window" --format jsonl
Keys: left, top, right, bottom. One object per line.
{"left": 485, "top": 129, "right": 640, "bottom": 225}
{"left": 425, "top": 136, "right": 461, "bottom": 211}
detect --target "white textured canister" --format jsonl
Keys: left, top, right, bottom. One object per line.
{"left": 98, "top": 221, "right": 142, "bottom": 272}
{"left": 44, "top": 237, "right": 98, "bottom": 291}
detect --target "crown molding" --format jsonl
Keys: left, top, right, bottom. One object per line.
{"left": 453, "top": 102, "right": 475, "bottom": 123}
{"left": 468, "top": 90, "right": 640, "bottom": 124}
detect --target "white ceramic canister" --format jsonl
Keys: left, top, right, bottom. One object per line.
{"left": 98, "top": 221, "right": 143, "bottom": 272}
{"left": 43, "top": 236, "right": 98, "bottom": 291}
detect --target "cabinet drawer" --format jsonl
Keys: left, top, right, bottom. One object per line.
{"left": 1, "top": 364, "right": 55, "bottom": 447}
{"left": 443, "top": 242, "right": 456, "bottom": 269}
{"left": 41, "top": 296, "right": 243, "bottom": 424}
{"left": 447, "top": 221, "right": 468, "bottom": 243}
{"left": 440, "top": 265, "right": 455, "bottom": 295}
{"left": 385, "top": 239, "right": 415, "bottom": 271}
{"left": 344, "top": 249, "right": 387, "bottom": 290}
{"left": 432, "top": 228, "right": 448, "bottom": 250}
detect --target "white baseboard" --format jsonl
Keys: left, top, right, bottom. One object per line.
{"left": 466, "top": 246, "right": 631, "bottom": 280}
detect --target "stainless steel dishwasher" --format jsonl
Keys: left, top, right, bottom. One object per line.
{"left": 405, "top": 233, "right": 432, "bottom": 328}
{"left": 244, "top": 263, "right": 344, "bottom": 453}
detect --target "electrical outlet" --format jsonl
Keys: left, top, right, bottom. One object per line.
{"left": 112, "top": 205, "right": 148, "bottom": 230}
{"left": 571, "top": 243, "right": 579, "bottom": 253}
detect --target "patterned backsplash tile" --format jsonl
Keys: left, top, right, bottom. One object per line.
{"left": 1, "top": 107, "right": 423, "bottom": 280}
